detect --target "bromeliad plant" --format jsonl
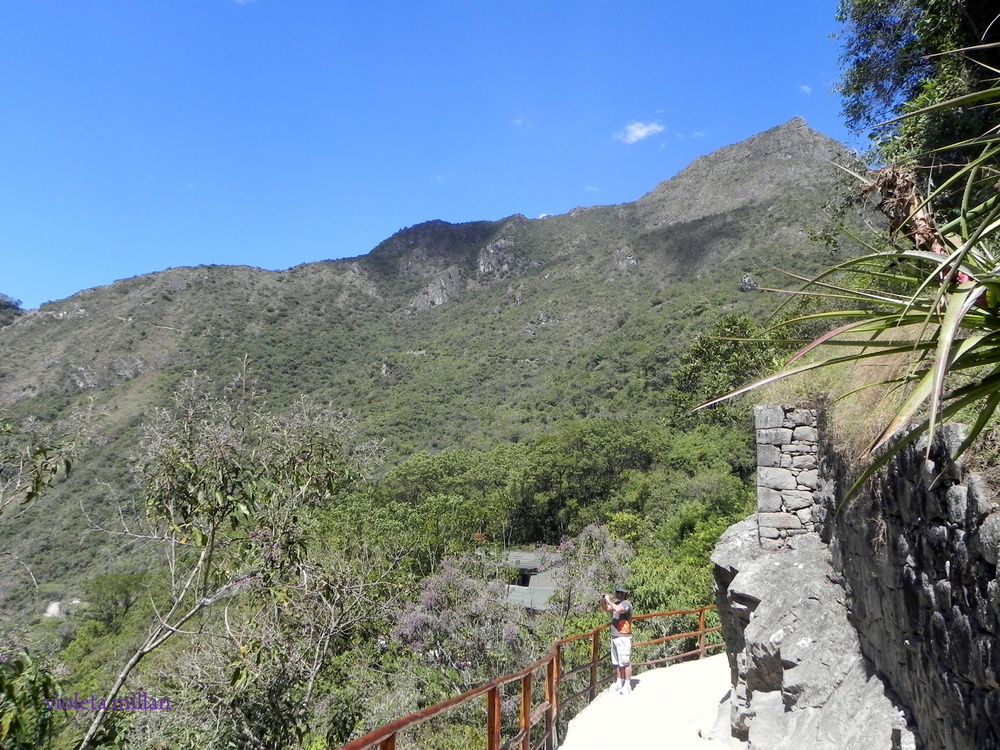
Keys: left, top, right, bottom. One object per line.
{"left": 700, "top": 45, "right": 1000, "bottom": 494}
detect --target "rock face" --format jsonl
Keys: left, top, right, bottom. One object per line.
{"left": 715, "top": 407, "right": 1000, "bottom": 749}
{"left": 712, "top": 520, "right": 915, "bottom": 749}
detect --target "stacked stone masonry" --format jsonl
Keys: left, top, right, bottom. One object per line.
{"left": 755, "top": 404, "right": 821, "bottom": 549}
{"left": 823, "top": 423, "right": 1000, "bottom": 750}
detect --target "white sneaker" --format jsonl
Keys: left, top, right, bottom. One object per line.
{"left": 618, "top": 684, "right": 632, "bottom": 695}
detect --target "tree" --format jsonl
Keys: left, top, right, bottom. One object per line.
{"left": 76, "top": 367, "right": 378, "bottom": 749}
{"left": 393, "top": 553, "right": 538, "bottom": 698}
{"left": 545, "top": 524, "right": 632, "bottom": 635}
{"left": 0, "top": 412, "right": 79, "bottom": 748}
{"left": 0, "top": 293, "right": 23, "bottom": 327}
{"left": 0, "top": 651, "right": 61, "bottom": 750}
{"left": 838, "top": 0, "right": 1000, "bottom": 171}
{"left": 0, "top": 417, "right": 75, "bottom": 520}
{"left": 667, "top": 314, "right": 784, "bottom": 426}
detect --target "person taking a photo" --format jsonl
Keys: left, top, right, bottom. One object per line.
{"left": 601, "top": 584, "right": 633, "bottom": 694}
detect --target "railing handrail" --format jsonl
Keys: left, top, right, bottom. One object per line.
{"left": 336, "top": 604, "right": 723, "bottom": 750}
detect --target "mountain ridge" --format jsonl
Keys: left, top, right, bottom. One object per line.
{"left": 0, "top": 118, "right": 861, "bottom": 614}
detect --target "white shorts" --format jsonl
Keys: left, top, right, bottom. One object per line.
{"left": 610, "top": 637, "right": 632, "bottom": 667}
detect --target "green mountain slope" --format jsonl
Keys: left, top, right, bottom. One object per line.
{"left": 0, "top": 118, "right": 857, "bottom": 616}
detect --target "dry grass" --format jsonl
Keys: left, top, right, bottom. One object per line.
{"left": 755, "top": 327, "right": 928, "bottom": 459}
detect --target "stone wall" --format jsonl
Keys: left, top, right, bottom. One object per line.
{"left": 821, "top": 423, "right": 1000, "bottom": 750}
{"left": 754, "top": 405, "right": 822, "bottom": 549}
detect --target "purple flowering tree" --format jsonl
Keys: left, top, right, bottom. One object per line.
{"left": 393, "top": 554, "right": 539, "bottom": 698}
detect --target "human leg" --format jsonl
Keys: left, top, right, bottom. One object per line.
{"left": 617, "top": 639, "right": 633, "bottom": 694}
{"left": 610, "top": 638, "right": 624, "bottom": 690}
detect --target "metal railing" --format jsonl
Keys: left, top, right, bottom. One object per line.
{"left": 337, "top": 604, "right": 724, "bottom": 750}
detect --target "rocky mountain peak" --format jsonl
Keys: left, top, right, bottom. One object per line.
{"left": 368, "top": 219, "right": 502, "bottom": 263}
{"left": 634, "top": 118, "right": 852, "bottom": 230}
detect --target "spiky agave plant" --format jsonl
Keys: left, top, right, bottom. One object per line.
{"left": 700, "top": 43, "right": 1000, "bottom": 496}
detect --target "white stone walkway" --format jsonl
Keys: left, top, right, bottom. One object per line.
{"left": 558, "top": 654, "right": 743, "bottom": 750}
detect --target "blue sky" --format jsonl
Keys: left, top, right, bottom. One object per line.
{"left": 1, "top": 1, "right": 856, "bottom": 309}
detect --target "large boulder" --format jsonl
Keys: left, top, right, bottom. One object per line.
{"left": 710, "top": 522, "right": 917, "bottom": 749}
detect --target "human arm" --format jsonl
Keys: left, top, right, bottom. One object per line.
{"left": 602, "top": 594, "right": 626, "bottom": 614}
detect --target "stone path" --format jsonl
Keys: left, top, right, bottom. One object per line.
{"left": 558, "top": 654, "right": 742, "bottom": 750}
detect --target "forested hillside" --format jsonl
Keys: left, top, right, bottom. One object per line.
{"left": 0, "top": 118, "right": 863, "bottom": 748}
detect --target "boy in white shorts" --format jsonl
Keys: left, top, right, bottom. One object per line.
{"left": 601, "top": 584, "right": 633, "bottom": 694}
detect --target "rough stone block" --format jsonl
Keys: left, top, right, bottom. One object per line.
{"left": 930, "top": 610, "right": 950, "bottom": 661}
{"left": 784, "top": 408, "right": 816, "bottom": 428}
{"left": 977, "top": 512, "right": 1000, "bottom": 565}
{"left": 975, "top": 590, "right": 995, "bottom": 637}
{"left": 758, "top": 487, "right": 783, "bottom": 513}
{"left": 935, "top": 578, "right": 952, "bottom": 609}
{"left": 758, "top": 525, "right": 781, "bottom": 539}
{"left": 938, "top": 423, "right": 967, "bottom": 461}
{"left": 797, "top": 469, "right": 819, "bottom": 489}
{"left": 918, "top": 579, "right": 935, "bottom": 609}
{"left": 781, "top": 443, "right": 817, "bottom": 453}
{"left": 758, "top": 512, "right": 803, "bottom": 530}
{"left": 792, "top": 425, "right": 818, "bottom": 442}
{"left": 760, "top": 538, "right": 785, "bottom": 551}
{"left": 968, "top": 473, "right": 997, "bottom": 521}
{"left": 792, "top": 454, "right": 817, "bottom": 470}
{"left": 757, "top": 427, "right": 793, "bottom": 445}
{"left": 896, "top": 477, "right": 920, "bottom": 525}
{"left": 951, "top": 609, "right": 972, "bottom": 674}
{"left": 757, "top": 444, "right": 782, "bottom": 468}
{"left": 755, "top": 404, "right": 785, "bottom": 430}
{"left": 921, "top": 458, "right": 938, "bottom": 493}
{"left": 946, "top": 484, "right": 968, "bottom": 525}
{"left": 759, "top": 467, "right": 796, "bottom": 491}
{"left": 782, "top": 490, "right": 814, "bottom": 511}
{"left": 974, "top": 636, "right": 999, "bottom": 688}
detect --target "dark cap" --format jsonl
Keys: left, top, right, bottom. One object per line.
{"left": 614, "top": 583, "right": 630, "bottom": 595}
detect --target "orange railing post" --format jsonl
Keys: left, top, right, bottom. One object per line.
{"left": 698, "top": 606, "right": 707, "bottom": 657}
{"left": 519, "top": 672, "right": 532, "bottom": 750}
{"left": 545, "top": 646, "right": 559, "bottom": 750}
{"left": 589, "top": 630, "right": 601, "bottom": 701}
{"left": 486, "top": 686, "right": 501, "bottom": 750}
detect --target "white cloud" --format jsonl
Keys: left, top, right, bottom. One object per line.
{"left": 584, "top": 186, "right": 599, "bottom": 192}
{"left": 614, "top": 121, "right": 665, "bottom": 144}
{"left": 512, "top": 118, "right": 524, "bottom": 126}
{"left": 800, "top": 85, "right": 812, "bottom": 95}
